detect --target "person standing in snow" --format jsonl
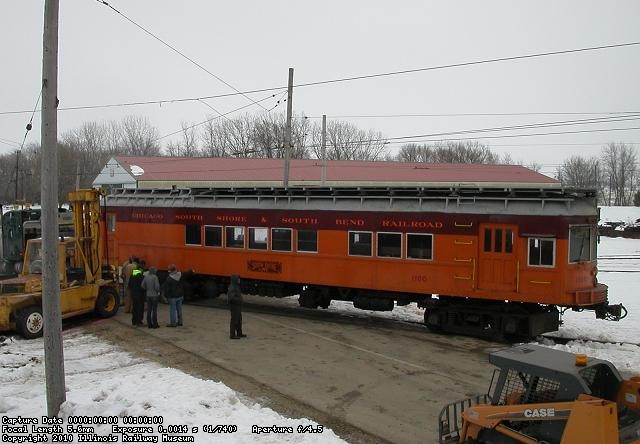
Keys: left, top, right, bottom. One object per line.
{"left": 227, "top": 274, "right": 246, "bottom": 339}
{"left": 163, "top": 264, "right": 185, "bottom": 327}
{"left": 141, "top": 266, "right": 161, "bottom": 329}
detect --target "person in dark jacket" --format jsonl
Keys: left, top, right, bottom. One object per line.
{"left": 227, "top": 274, "right": 246, "bottom": 339}
{"left": 163, "top": 264, "right": 184, "bottom": 327}
{"left": 141, "top": 266, "right": 161, "bottom": 329}
{"left": 128, "top": 265, "right": 145, "bottom": 326}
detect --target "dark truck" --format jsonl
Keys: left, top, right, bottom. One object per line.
{"left": 0, "top": 206, "right": 74, "bottom": 277}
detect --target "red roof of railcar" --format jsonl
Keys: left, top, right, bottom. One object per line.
{"left": 114, "top": 156, "right": 560, "bottom": 188}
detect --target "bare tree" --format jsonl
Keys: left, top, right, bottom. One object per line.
{"left": 395, "top": 141, "right": 498, "bottom": 164}
{"left": 309, "top": 120, "right": 386, "bottom": 161}
{"left": 556, "top": 155, "right": 599, "bottom": 189}
{"left": 165, "top": 122, "right": 200, "bottom": 157}
{"left": 120, "top": 115, "right": 161, "bottom": 156}
{"left": 61, "top": 122, "right": 111, "bottom": 190}
{"left": 601, "top": 143, "right": 638, "bottom": 205}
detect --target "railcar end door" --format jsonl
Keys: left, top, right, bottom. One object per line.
{"left": 478, "top": 224, "right": 517, "bottom": 292}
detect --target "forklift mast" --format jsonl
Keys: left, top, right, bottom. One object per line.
{"left": 67, "top": 189, "right": 104, "bottom": 283}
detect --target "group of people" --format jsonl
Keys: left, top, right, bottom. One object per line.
{"left": 122, "top": 257, "right": 185, "bottom": 329}
{"left": 121, "top": 257, "right": 245, "bottom": 339}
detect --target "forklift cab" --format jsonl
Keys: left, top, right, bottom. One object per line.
{"left": 22, "top": 238, "right": 85, "bottom": 284}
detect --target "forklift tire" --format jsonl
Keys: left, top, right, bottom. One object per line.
{"left": 95, "top": 287, "right": 119, "bottom": 318}
{"left": 16, "top": 305, "right": 44, "bottom": 339}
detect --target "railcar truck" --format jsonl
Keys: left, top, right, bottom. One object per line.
{"left": 0, "top": 189, "right": 119, "bottom": 338}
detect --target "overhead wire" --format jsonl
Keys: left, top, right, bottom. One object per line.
{"left": 298, "top": 114, "right": 640, "bottom": 149}
{"left": 0, "top": 137, "right": 21, "bottom": 148}
{"left": 18, "top": 89, "right": 42, "bottom": 151}
{"left": 2, "top": 40, "right": 640, "bottom": 116}
{"left": 92, "top": 0, "right": 268, "bottom": 111}
{"left": 303, "top": 111, "right": 640, "bottom": 119}
{"left": 155, "top": 93, "right": 280, "bottom": 141}
{"left": 292, "top": 41, "right": 640, "bottom": 89}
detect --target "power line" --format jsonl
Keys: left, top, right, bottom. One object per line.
{"left": 18, "top": 88, "right": 42, "bottom": 151}
{"left": 300, "top": 114, "right": 640, "bottom": 149}
{"left": 382, "top": 126, "right": 640, "bottom": 146}
{"left": 2, "top": 40, "right": 639, "bottom": 116}
{"left": 92, "top": 0, "right": 268, "bottom": 111}
{"left": 303, "top": 111, "right": 640, "bottom": 119}
{"left": 293, "top": 41, "right": 640, "bottom": 88}
{"left": 0, "top": 137, "right": 20, "bottom": 148}
{"left": 155, "top": 93, "right": 279, "bottom": 141}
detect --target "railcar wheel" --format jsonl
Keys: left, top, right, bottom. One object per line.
{"left": 299, "top": 290, "right": 319, "bottom": 309}
{"left": 95, "top": 286, "right": 119, "bottom": 318}
{"left": 182, "top": 281, "right": 195, "bottom": 301}
{"left": 424, "top": 309, "right": 443, "bottom": 333}
{"left": 16, "top": 305, "right": 44, "bottom": 339}
{"left": 203, "top": 281, "right": 219, "bottom": 299}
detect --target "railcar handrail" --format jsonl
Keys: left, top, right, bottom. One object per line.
{"left": 108, "top": 185, "right": 595, "bottom": 206}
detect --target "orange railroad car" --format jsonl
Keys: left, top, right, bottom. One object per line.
{"left": 101, "top": 186, "right": 626, "bottom": 340}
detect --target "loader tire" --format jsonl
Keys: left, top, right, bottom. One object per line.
{"left": 16, "top": 305, "right": 44, "bottom": 339}
{"left": 95, "top": 286, "right": 119, "bottom": 318}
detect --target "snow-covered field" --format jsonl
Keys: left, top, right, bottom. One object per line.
{"left": 599, "top": 205, "right": 640, "bottom": 225}
{"left": 0, "top": 332, "right": 345, "bottom": 443}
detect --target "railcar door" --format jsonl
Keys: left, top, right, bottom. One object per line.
{"left": 478, "top": 224, "right": 517, "bottom": 292}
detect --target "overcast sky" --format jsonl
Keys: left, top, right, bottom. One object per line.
{"left": 1, "top": 1, "right": 639, "bottom": 176}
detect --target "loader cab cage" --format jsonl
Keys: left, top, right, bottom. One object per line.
{"left": 489, "top": 344, "right": 623, "bottom": 404}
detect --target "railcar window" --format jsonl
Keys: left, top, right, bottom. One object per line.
{"left": 349, "top": 231, "right": 372, "bottom": 256}
{"left": 407, "top": 234, "right": 433, "bottom": 260}
{"left": 204, "top": 225, "right": 222, "bottom": 247}
{"left": 484, "top": 229, "right": 492, "bottom": 252}
{"left": 107, "top": 214, "right": 116, "bottom": 232}
{"left": 569, "top": 226, "right": 596, "bottom": 263}
{"left": 185, "top": 224, "right": 202, "bottom": 246}
{"left": 528, "top": 238, "right": 555, "bottom": 267}
{"left": 297, "top": 230, "right": 317, "bottom": 253}
{"left": 249, "top": 227, "right": 268, "bottom": 250}
{"left": 272, "top": 228, "right": 292, "bottom": 251}
{"left": 506, "top": 229, "right": 513, "bottom": 253}
{"left": 377, "top": 232, "right": 401, "bottom": 258}
{"left": 495, "top": 229, "right": 503, "bottom": 252}
{"left": 225, "top": 226, "right": 245, "bottom": 249}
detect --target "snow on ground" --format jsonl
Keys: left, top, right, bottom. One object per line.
{"left": 599, "top": 205, "right": 640, "bottom": 224}
{"left": 0, "top": 332, "right": 345, "bottom": 443}
{"left": 538, "top": 235, "right": 640, "bottom": 374}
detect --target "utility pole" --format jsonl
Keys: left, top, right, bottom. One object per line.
{"left": 14, "top": 150, "right": 19, "bottom": 202}
{"left": 321, "top": 114, "right": 327, "bottom": 186}
{"left": 283, "top": 68, "right": 293, "bottom": 188}
{"left": 75, "top": 160, "right": 81, "bottom": 190}
{"left": 41, "top": 0, "right": 65, "bottom": 417}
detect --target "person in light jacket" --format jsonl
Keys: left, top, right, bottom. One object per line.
{"left": 141, "top": 266, "right": 160, "bottom": 329}
{"left": 227, "top": 274, "right": 246, "bottom": 339}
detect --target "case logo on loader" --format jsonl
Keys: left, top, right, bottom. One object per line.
{"left": 524, "top": 408, "right": 555, "bottom": 418}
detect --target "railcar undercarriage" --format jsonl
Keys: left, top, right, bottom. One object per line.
{"left": 182, "top": 273, "right": 628, "bottom": 341}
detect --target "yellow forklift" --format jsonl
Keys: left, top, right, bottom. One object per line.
{"left": 0, "top": 189, "right": 118, "bottom": 338}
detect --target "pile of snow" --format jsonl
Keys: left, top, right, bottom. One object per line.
{"left": 0, "top": 332, "right": 345, "bottom": 443}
